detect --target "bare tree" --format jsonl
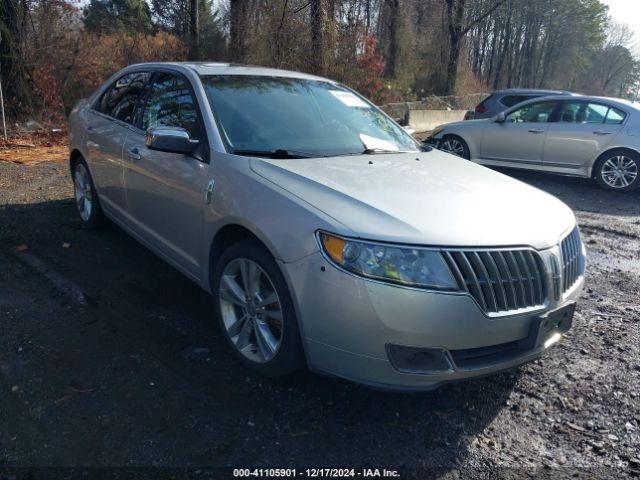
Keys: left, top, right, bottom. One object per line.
{"left": 443, "top": 0, "right": 507, "bottom": 94}
{"left": 229, "top": 0, "right": 249, "bottom": 62}
{"left": 596, "top": 22, "right": 636, "bottom": 93}
{"left": 188, "top": 0, "right": 200, "bottom": 60}
{"left": 0, "top": 0, "right": 30, "bottom": 115}
{"left": 309, "top": 0, "right": 324, "bottom": 74}
{"left": 381, "top": 0, "right": 400, "bottom": 77}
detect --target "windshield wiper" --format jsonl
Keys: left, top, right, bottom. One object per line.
{"left": 232, "top": 149, "right": 326, "bottom": 159}
{"left": 344, "top": 148, "right": 419, "bottom": 155}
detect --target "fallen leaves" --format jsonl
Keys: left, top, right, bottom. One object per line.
{"left": 1, "top": 132, "right": 68, "bottom": 165}
{"left": 0, "top": 145, "right": 68, "bottom": 165}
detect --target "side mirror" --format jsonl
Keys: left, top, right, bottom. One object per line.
{"left": 146, "top": 126, "right": 199, "bottom": 154}
{"left": 494, "top": 112, "right": 506, "bottom": 123}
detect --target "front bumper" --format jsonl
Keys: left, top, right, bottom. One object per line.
{"left": 280, "top": 249, "right": 583, "bottom": 391}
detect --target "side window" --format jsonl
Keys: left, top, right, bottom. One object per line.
{"left": 605, "top": 107, "right": 626, "bottom": 125}
{"left": 140, "top": 72, "right": 203, "bottom": 140}
{"left": 97, "top": 72, "right": 149, "bottom": 124}
{"left": 581, "top": 103, "right": 608, "bottom": 123}
{"left": 505, "top": 101, "right": 556, "bottom": 123}
{"left": 558, "top": 101, "right": 582, "bottom": 123}
{"left": 558, "top": 102, "right": 626, "bottom": 125}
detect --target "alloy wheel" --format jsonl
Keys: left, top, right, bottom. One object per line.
{"left": 218, "top": 258, "right": 283, "bottom": 363}
{"left": 440, "top": 138, "right": 466, "bottom": 158}
{"left": 74, "top": 163, "right": 93, "bottom": 222}
{"left": 600, "top": 155, "right": 638, "bottom": 189}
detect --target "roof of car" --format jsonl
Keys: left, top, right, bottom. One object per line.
{"left": 493, "top": 88, "right": 572, "bottom": 95}
{"left": 126, "top": 61, "right": 333, "bottom": 83}
{"left": 531, "top": 94, "right": 640, "bottom": 111}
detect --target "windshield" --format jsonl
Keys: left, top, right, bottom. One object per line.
{"left": 200, "top": 75, "right": 420, "bottom": 157}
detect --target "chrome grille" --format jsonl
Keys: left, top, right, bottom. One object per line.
{"left": 443, "top": 249, "right": 547, "bottom": 315}
{"left": 560, "top": 227, "right": 584, "bottom": 293}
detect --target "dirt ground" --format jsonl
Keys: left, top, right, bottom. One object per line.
{"left": 0, "top": 132, "right": 68, "bottom": 165}
{"left": 0, "top": 151, "right": 639, "bottom": 479}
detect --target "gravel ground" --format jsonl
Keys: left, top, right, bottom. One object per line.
{"left": 0, "top": 159, "right": 639, "bottom": 479}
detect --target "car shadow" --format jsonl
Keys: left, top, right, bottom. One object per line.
{"left": 0, "top": 198, "right": 526, "bottom": 470}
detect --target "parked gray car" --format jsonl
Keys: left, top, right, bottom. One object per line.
{"left": 464, "top": 88, "right": 572, "bottom": 120}
{"left": 68, "top": 63, "right": 585, "bottom": 390}
{"left": 430, "top": 95, "right": 640, "bottom": 192}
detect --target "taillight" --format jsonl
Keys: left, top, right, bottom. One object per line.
{"left": 475, "top": 103, "right": 487, "bottom": 114}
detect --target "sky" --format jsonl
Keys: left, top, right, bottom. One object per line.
{"left": 601, "top": 0, "right": 640, "bottom": 41}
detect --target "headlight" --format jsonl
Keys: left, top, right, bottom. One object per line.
{"left": 430, "top": 127, "right": 444, "bottom": 137}
{"left": 318, "top": 232, "right": 459, "bottom": 291}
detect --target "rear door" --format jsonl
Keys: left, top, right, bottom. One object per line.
{"left": 480, "top": 100, "right": 559, "bottom": 165}
{"left": 122, "top": 71, "right": 210, "bottom": 279}
{"left": 543, "top": 100, "right": 626, "bottom": 170}
{"left": 84, "top": 71, "right": 149, "bottom": 213}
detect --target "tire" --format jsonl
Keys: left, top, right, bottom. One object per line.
{"left": 211, "top": 239, "right": 304, "bottom": 377}
{"left": 439, "top": 135, "right": 470, "bottom": 160}
{"left": 593, "top": 150, "right": 640, "bottom": 192}
{"left": 71, "top": 157, "right": 104, "bottom": 229}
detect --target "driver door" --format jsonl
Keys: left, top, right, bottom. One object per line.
{"left": 123, "top": 71, "right": 210, "bottom": 280}
{"left": 480, "top": 100, "right": 559, "bottom": 165}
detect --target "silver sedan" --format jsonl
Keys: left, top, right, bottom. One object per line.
{"left": 429, "top": 95, "right": 640, "bottom": 192}
{"left": 68, "top": 62, "right": 584, "bottom": 390}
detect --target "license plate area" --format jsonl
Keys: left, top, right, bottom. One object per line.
{"left": 519, "top": 302, "right": 575, "bottom": 350}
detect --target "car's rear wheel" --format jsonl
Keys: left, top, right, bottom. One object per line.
{"left": 594, "top": 150, "right": 640, "bottom": 192}
{"left": 212, "top": 239, "right": 304, "bottom": 377}
{"left": 439, "top": 135, "right": 470, "bottom": 160}
{"left": 72, "top": 158, "right": 103, "bottom": 228}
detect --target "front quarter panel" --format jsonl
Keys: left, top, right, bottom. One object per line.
{"left": 68, "top": 102, "right": 90, "bottom": 161}
{"left": 433, "top": 121, "right": 486, "bottom": 160}
{"left": 201, "top": 152, "right": 354, "bottom": 290}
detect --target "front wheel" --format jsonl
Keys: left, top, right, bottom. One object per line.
{"left": 212, "top": 239, "right": 304, "bottom": 377}
{"left": 439, "top": 135, "right": 470, "bottom": 160}
{"left": 594, "top": 150, "right": 640, "bottom": 192}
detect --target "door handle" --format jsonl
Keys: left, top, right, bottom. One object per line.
{"left": 528, "top": 128, "right": 545, "bottom": 134}
{"left": 593, "top": 130, "right": 612, "bottom": 135}
{"left": 126, "top": 147, "right": 142, "bottom": 161}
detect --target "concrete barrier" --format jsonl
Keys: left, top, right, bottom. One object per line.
{"left": 408, "top": 109, "right": 468, "bottom": 132}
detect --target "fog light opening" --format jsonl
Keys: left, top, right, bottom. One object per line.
{"left": 544, "top": 332, "right": 562, "bottom": 349}
{"left": 386, "top": 344, "right": 454, "bottom": 374}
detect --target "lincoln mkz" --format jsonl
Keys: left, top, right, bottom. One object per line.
{"left": 68, "top": 63, "right": 586, "bottom": 390}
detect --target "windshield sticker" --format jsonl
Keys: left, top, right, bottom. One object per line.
{"left": 330, "top": 90, "right": 369, "bottom": 108}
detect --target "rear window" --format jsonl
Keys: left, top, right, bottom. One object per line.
{"left": 500, "top": 95, "right": 536, "bottom": 108}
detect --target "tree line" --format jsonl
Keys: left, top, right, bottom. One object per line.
{"left": 0, "top": 0, "right": 638, "bottom": 122}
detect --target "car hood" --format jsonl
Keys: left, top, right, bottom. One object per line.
{"left": 250, "top": 150, "right": 575, "bottom": 250}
